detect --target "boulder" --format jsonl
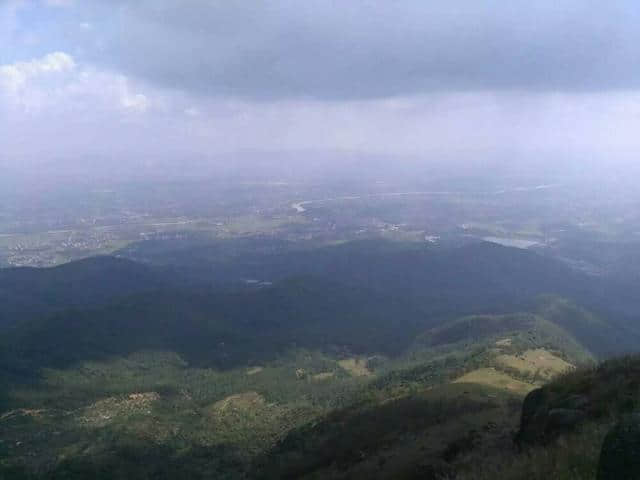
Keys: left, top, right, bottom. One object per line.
{"left": 597, "top": 415, "right": 640, "bottom": 480}
{"left": 521, "top": 388, "right": 548, "bottom": 426}
{"left": 546, "top": 408, "right": 585, "bottom": 429}
{"left": 559, "top": 394, "right": 590, "bottom": 410}
{"left": 516, "top": 388, "right": 548, "bottom": 445}
{"left": 517, "top": 389, "right": 589, "bottom": 446}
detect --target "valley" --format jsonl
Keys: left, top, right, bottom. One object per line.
{"left": 3, "top": 168, "right": 639, "bottom": 277}
{"left": 1, "top": 237, "right": 637, "bottom": 479}
{"left": 6, "top": 2, "right": 640, "bottom": 477}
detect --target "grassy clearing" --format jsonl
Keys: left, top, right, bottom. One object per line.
{"left": 312, "top": 372, "right": 335, "bottom": 381}
{"left": 454, "top": 368, "right": 536, "bottom": 396}
{"left": 461, "top": 355, "right": 640, "bottom": 480}
{"left": 496, "top": 348, "right": 574, "bottom": 381}
{"left": 209, "top": 392, "right": 266, "bottom": 414}
{"left": 0, "top": 348, "right": 372, "bottom": 475}
{"left": 338, "top": 357, "right": 373, "bottom": 377}
{"left": 77, "top": 392, "right": 160, "bottom": 428}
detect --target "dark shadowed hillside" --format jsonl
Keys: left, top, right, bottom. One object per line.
{"left": 0, "top": 256, "right": 174, "bottom": 329}
{"left": 120, "top": 239, "right": 640, "bottom": 322}
{"left": 0, "top": 277, "right": 428, "bottom": 376}
{"left": 1, "top": 240, "right": 639, "bottom": 479}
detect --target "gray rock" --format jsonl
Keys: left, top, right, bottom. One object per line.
{"left": 516, "top": 388, "right": 548, "bottom": 445}
{"left": 521, "top": 388, "right": 547, "bottom": 426}
{"left": 598, "top": 416, "right": 640, "bottom": 479}
{"left": 546, "top": 408, "right": 585, "bottom": 429}
{"left": 517, "top": 389, "right": 590, "bottom": 446}
{"left": 559, "top": 394, "right": 590, "bottom": 410}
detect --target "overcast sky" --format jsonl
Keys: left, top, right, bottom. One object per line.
{"left": 2, "top": 0, "right": 640, "bottom": 171}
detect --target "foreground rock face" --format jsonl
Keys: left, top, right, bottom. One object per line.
{"left": 516, "top": 388, "right": 590, "bottom": 445}
{"left": 516, "top": 388, "right": 548, "bottom": 445}
{"left": 546, "top": 408, "right": 586, "bottom": 429}
{"left": 597, "top": 416, "right": 640, "bottom": 480}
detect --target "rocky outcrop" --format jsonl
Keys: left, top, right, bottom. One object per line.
{"left": 597, "top": 415, "right": 640, "bottom": 479}
{"left": 516, "top": 388, "right": 548, "bottom": 445}
{"left": 516, "top": 388, "right": 590, "bottom": 446}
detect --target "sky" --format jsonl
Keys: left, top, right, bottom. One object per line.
{"left": 2, "top": 0, "right": 640, "bottom": 173}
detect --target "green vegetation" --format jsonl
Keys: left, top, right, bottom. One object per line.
{"left": 0, "top": 294, "right": 606, "bottom": 479}
{"left": 254, "top": 382, "right": 522, "bottom": 479}
{"left": 0, "top": 256, "right": 171, "bottom": 329}
{"left": 1, "top": 240, "right": 639, "bottom": 478}
{"left": 459, "top": 422, "right": 609, "bottom": 480}
{"left": 1, "top": 349, "right": 368, "bottom": 478}
{"left": 462, "top": 355, "right": 640, "bottom": 479}
{"left": 0, "top": 277, "right": 427, "bottom": 377}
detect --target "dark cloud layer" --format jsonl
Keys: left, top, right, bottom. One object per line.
{"left": 85, "top": 0, "right": 640, "bottom": 99}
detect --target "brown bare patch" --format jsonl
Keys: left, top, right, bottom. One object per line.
{"left": 338, "top": 358, "right": 372, "bottom": 377}
{"left": 454, "top": 368, "right": 535, "bottom": 396}
{"left": 0, "top": 408, "right": 47, "bottom": 421}
{"left": 209, "top": 392, "right": 266, "bottom": 414}
{"left": 77, "top": 392, "right": 160, "bottom": 427}
{"left": 496, "top": 349, "right": 574, "bottom": 380}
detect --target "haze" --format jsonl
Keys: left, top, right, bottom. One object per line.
{"left": 2, "top": 0, "right": 640, "bottom": 182}
{"left": 6, "top": 3, "right": 640, "bottom": 479}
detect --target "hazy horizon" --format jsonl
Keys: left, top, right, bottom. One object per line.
{"left": 2, "top": 1, "right": 640, "bottom": 180}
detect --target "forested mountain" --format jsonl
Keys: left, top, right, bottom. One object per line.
{"left": 0, "top": 256, "right": 172, "bottom": 329}
{"left": 1, "top": 240, "right": 639, "bottom": 479}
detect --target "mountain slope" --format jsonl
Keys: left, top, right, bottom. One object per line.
{"left": 0, "top": 289, "right": 628, "bottom": 480}
{"left": 0, "top": 256, "right": 173, "bottom": 329}
{"left": 120, "top": 238, "right": 640, "bottom": 333}
{"left": 463, "top": 354, "right": 640, "bottom": 480}
{"left": 0, "top": 277, "right": 428, "bottom": 376}
{"left": 1, "top": 240, "right": 639, "bottom": 478}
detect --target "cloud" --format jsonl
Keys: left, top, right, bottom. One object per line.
{"left": 7, "top": 1, "right": 640, "bottom": 101}
{"left": 0, "top": 51, "right": 75, "bottom": 90}
{"left": 68, "top": 0, "right": 640, "bottom": 100}
{"left": 3, "top": 52, "right": 640, "bottom": 161}
{"left": 0, "top": 51, "right": 154, "bottom": 115}
{"left": 3, "top": 4, "right": 640, "bottom": 167}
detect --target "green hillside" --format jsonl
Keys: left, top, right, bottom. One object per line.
{"left": 0, "top": 290, "right": 613, "bottom": 479}
{"left": 0, "top": 256, "right": 173, "bottom": 329}
{"left": 462, "top": 355, "right": 640, "bottom": 480}
{"left": 1, "top": 241, "right": 638, "bottom": 479}
{"left": 0, "top": 277, "right": 429, "bottom": 378}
